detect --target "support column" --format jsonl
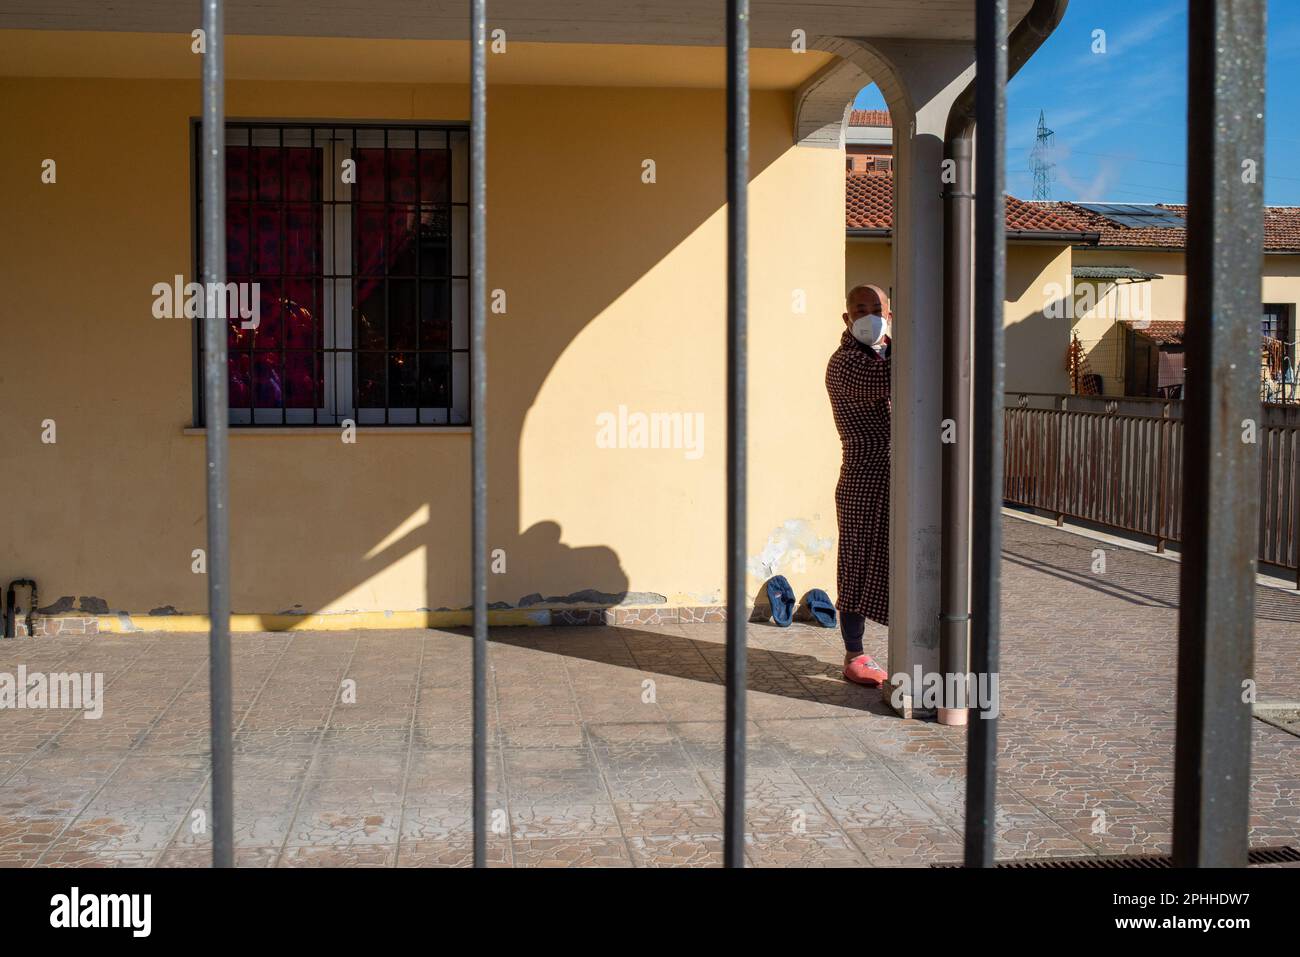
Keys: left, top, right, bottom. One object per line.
{"left": 875, "top": 44, "right": 974, "bottom": 718}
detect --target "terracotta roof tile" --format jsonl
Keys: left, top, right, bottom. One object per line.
{"left": 845, "top": 171, "right": 894, "bottom": 229}
{"left": 1123, "top": 320, "right": 1184, "bottom": 345}
{"left": 1005, "top": 194, "right": 1089, "bottom": 233}
{"left": 1264, "top": 206, "right": 1300, "bottom": 250}
{"left": 846, "top": 172, "right": 1089, "bottom": 236}
{"left": 847, "top": 176, "right": 1300, "bottom": 248}
{"left": 848, "top": 109, "right": 891, "bottom": 127}
{"left": 1031, "top": 202, "right": 1300, "bottom": 252}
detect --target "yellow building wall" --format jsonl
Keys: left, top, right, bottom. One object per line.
{"left": 1069, "top": 249, "right": 1182, "bottom": 394}
{"left": 844, "top": 241, "right": 893, "bottom": 300}
{"left": 846, "top": 239, "right": 1071, "bottom": 394}
{"left": 1005, "top": 244, "right": 1072, "bottom": 394}
{"left": 0, "top": 73, "right": 848, "bottom": 619}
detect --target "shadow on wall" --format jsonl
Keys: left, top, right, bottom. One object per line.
{"left": 6, "top": 83, "right": 802, "bottom": 626}
{"left": 1003, "top": 302, "right": 1074, "bottom": 394}
{"left": 1003, "top": 248, "right": 1072, "bottom": 396}
{"left": 225, "top": 87, "right": 793, "bottom": 623}
{"left": 1067, "top": 279, "right": 1135, "bottom": 395}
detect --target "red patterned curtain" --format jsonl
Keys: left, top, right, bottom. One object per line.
{"left": 225, "top": 145, "right": 322, "bottom": 410}
{"left": 224, "top": 142, "right": 448, "bottom": 412}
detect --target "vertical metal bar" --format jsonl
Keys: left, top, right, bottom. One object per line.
{"left": 1174, "top": 0, "right": 1265, "bottom": 869}
{"left": 383, "top": 128, "right": 390, "bottom": 426}
{"left": 416, "top": 130, "right": 422, "bottom": 423}
{"left": 311, "top": 126, "right": 319, "bottom": 427}
{"left": 200, "top": 0, "right": 233, "bottom": 869}
{"left": 350, "top": 126, "right": 358, "bottom": 423}
{"left": 723, "top": 0, "right": 749, "bottom": 870}
{"left": 1055, "top": 407, "right": 1065, "bottom": 525}
{"left": 247, "top": 127, "right": 256, "bottom": 425}
{"left": 965, "top": 0, "right": 1006, "bottom": 869}
{"left": 1110, "top": 407, "right": 1121, "bottom": 525}
{"left": 189, "top": 120, "right": 203, "bottom": 426}
{"left": 1262, "top": 427, "right": 1274, "bottom": 561}
{"left": 278, "top": 126, "right": 287, "bottom": 427}
{"left": 1157, "top": 403, "right": 1170, "bottom": 551}
{"left": 469, "top": 0, "right": 489, "bottom": 870}
{"left": 1292, "top": 429, "right": 1300, "bottom": 588}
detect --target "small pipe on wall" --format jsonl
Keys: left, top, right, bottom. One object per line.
{"left": 4, "top": 579, "right": 38, "bottom": 638}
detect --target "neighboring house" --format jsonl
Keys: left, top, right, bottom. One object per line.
{"left": 845, "top": 109, "right": 894, "bottom": 173}
{"left": 845, "top": 169, "right": 1097, "bottom": 394}
{"left": 845, "top": 110, "right": 1300, "bottom": 402}
{"left": 1036, "top": 201, "right": 1300, "bottom": 399}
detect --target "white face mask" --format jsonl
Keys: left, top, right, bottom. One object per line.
{"left": 850, "top": 312, "right": 890, "bottom": 348}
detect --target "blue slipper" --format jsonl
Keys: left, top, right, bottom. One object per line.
{"left": 803, "top": 589, "right": 837, "bottom": 628}
{"left": 765, "top": 576, "right": 796, "bottom": 627}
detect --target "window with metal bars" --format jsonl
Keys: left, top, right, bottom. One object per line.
{"left": 193, "top": 121, "right": 471, "bottom": 426}
{"left": 1262, "top": 303, "right": 1292, "bottom": 344}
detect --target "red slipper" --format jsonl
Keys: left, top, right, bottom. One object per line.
{"left": 843, "top": 654, "right": 888, "bottom": 687}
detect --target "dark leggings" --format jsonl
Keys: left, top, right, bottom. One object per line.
{"left": 841, "top": 612, "right": 867, "bottom": 655}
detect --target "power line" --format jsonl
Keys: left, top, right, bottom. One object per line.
{"left": 1011, "top": 145, "right": 1300, "bottom": 183}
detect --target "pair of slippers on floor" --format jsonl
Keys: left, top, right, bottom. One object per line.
{"left": 762, "top": 576, "right": 887, "bottom": 687}
{"left": 763, "top": 576, "right": 834, "bottom": 628}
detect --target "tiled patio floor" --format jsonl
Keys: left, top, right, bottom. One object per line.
{"left": 1, "top": 517, "right": 1297, "bottom": 867}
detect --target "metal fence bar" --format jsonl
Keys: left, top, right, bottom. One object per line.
{"left": 199, "top": 0, "right": 233, "bottom": 869}
{"left": 965, "top": 0, "right": 1006, "bottom": 869}
{"left": 469, "top": 0, "right": 489, "bottom": 869}
{"left": 1157, "top": 407, "right": 1170, "bottom": 551}
{"left": 1173, "top": 0, "right": 1264, "bottom": 869}
{"left": 1293, "top": 431, "right": 1300, "bottom": 588}
{"left": 723, "top": 0, "right": 749, "bottom": 870}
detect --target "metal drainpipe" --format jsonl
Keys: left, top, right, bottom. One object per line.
{"left": 939, "top": 0, "right": 1069, "bottom": 726}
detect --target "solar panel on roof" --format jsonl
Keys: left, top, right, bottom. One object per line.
{"left": 1111, "top": 212, "right": 1187, "bottom": 228}
{"left": 1077, "top": 203, "right": 1186, "bottom": 228}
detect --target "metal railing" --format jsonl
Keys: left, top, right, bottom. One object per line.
{"left": 189, "top": 0, "right": 1265, "bottom": 869}
{"left": 723, "top": 0, "right": 749, "bottom": 870}
{"left": 199, "top": 0, "right": 233, "bottom": 870}
{"left": 965, "top": 0, "right": 1008, "bottom": 868}
{"left": 1004, "top": 394, "right": 1300, "bottom": 587}
{"left": 469, "top": 0, "right": 488, "bottom": 869}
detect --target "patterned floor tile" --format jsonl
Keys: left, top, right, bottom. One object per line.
{"left": 2, "top": 519, "right": 1297, "bottom": 868}
{"left": 510, "top": 838, "right": 632, "bottom": 867}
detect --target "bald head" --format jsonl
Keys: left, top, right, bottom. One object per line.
{"left": 844, "top": 284, "right": 890, "bottom": 331}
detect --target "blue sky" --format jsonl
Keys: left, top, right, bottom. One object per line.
{"left": 853, "top": 0, "right": 1300, "bottom": 206}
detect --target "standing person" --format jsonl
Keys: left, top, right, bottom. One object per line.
{"left": 825, "top": 284, "right": 892, "bottom": 686}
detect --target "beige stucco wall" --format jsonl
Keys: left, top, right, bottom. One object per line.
{"left": 846, "top": 239, "right": 1071, "bottom": 394}
{"left": 1070, "top": 247, "right": 1300, "bottom": 394}
{"left": 844, "top": 240, "right": 892, "bottom": 300}
{"left": 1005, "top": 244, "right": 1072, "bottom": 394}
{"left": 0, "top": 70, "right": 849, "bottom": 618}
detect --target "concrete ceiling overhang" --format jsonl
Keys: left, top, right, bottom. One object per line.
{"left": 0, "top": 0, "right": 1035, "bottom": 46}
{"left": 0, "top": 32, "right": 837, "bottom": 88}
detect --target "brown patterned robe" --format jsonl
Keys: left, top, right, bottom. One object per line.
{"left": 825, "top": 329, "right": 891, "bottom": 624}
